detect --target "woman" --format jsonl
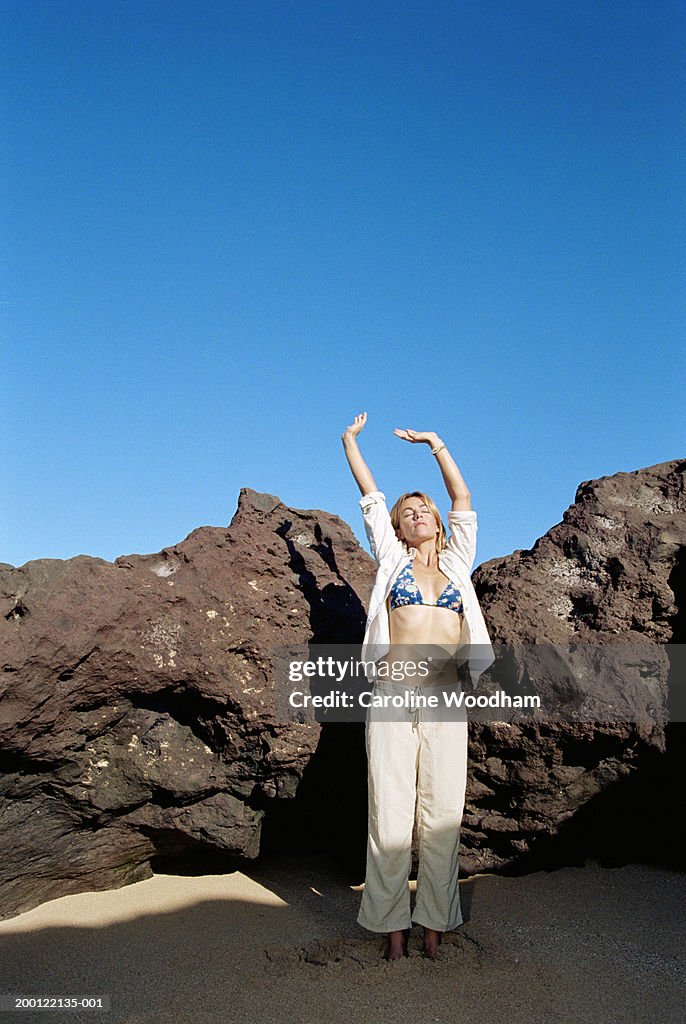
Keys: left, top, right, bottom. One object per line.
{"left": 341, "top": 411, "right": 494, "bottom": 960}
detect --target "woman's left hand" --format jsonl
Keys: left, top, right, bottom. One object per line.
{"left": 393, "top": 428, "right": 438, "bottom": 445}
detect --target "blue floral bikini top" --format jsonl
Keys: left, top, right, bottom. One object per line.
{"left": 388, "top": 559, "right": 464, "bottom": 615}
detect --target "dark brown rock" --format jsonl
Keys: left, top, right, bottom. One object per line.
{"left": 0, "top": 487, "right": 374, "bottom": 919}
{"left": 474, "top": 459, "right": 685, "bottom": 644}
{"left": 464, "top": 459, "right": 686, "bottom": 873}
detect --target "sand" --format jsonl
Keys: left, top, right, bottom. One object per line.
{"left": 0, "top": 855, "right": 683, "bottom": 1024}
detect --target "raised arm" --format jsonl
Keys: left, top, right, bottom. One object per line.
{"left": 393, "top": 428, "right": 471, "bottom": 510}
{"left": 342, "top": 413, "right": 406, "bottom": 566}
{"left": 341, "top": 412, "right": 377, "bottom": 495}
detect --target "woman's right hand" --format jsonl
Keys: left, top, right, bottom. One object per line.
{"left": 341, "top": 412, "right": 377, "bottom": 495}
{"left": 342, "top": 411, "right": 367, "bottom": 442}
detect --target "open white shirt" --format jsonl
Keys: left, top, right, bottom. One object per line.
{"left": 358, "top": 490, "right": 495, "bottom": 689}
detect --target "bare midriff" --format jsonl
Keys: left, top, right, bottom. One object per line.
{"left": 387, "top": 601, "right": 463, "bottom": 648}
{"left": 376, "top": 584, "right": 466, "bottom": 685}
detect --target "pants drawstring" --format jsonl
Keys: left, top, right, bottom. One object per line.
{"left": 411, "top": 684, "right": 423, "bottom": 730}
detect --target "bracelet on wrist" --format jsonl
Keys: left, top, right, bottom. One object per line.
{"left": 430, "top": 439, "right": 446, "bottom": 455}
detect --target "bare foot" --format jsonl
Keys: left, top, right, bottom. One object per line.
{"left": 423, "top": 926, "right": 443, "bottom": 959}
{"left": 384, "top": 928, "right": 409, "bottom": 960}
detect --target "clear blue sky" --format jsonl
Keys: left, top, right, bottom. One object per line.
{"left": 2, "top": 0, "right": 684, "bottom": 569}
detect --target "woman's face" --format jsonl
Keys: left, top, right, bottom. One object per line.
{"left": 396, "top": 497, "right": 438, "bottom": 546}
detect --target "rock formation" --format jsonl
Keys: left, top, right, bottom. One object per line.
{"left": 0, "top": 489, "right": 374, "bottom": 920}
{"left": 0, "top": 460, "right": 684, "bottom": 920}
{"left": 464, "top": 458, "right": 685, "bottom": 873}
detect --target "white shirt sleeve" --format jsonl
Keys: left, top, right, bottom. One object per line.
{"left": 445, "top": 509, "right": 478, "bottom": 576}
{"left": 358, "top": 491, "right": 406, "bottom": 568}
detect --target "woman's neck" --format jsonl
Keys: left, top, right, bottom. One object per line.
{"left": 412, "top": 538, "right": 439, "bottom": 567}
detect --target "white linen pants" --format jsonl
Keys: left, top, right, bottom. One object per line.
{"left": 357, "top": 678, "right": 469, "bottom": 933}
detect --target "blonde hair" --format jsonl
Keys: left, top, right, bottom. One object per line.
{"left": 390, "top": 491, "right": 447, "bottom": 554}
